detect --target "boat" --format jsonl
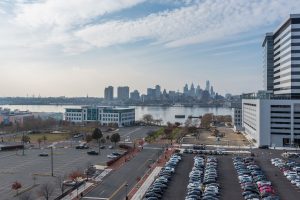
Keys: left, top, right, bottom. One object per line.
{"left": 175, "top": 115, "right": 185, "bottom": 118}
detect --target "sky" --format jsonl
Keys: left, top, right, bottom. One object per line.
{"left": 0, "top": 0, "right": 299, "bottom": 97}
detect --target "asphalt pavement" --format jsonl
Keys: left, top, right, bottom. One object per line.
{"left": 83, "top": 147, "right": 162, "bottom": 200}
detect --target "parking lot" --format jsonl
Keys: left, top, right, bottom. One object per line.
{"left": 154, "top": 149, "right": 300, "bottom": 200}
{"left": 0, "top": 146, "right": 118, "bottom": 200}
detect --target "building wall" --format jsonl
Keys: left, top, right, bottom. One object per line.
{"left": 242, "top": 99, "right": 300, "bottom": 147}
{"left": 232, "top": 107, "right": 243, "bottom": 131}
{"left": 273, "top": 15, "right": 300, "bottom": 98}
{"left": 65, "top": 106, "right": 135, "bottom": 127}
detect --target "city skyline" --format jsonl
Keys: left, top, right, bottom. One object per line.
{"left": 0, "top": 0, "right": 300, "bottom": 97}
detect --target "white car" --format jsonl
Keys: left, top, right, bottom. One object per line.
{"left": 107, "top": 154, "right": 118, "bottom": 159}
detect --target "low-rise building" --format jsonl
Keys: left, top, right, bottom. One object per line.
{"left": 65, "top": 106, "right": 135, "bottom": 127}
{"left": 243, "top": 98, "right": 300, "bottom": 147}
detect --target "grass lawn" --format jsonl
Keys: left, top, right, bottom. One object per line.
{"left": 15, "top": 133, "right": 72, "bottom": 143}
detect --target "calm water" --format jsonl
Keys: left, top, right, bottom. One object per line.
{"left": 1, "top": 105, "right": 232, "bottom": 124}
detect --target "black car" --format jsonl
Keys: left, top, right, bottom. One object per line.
{"left": 76, "top": 145, "right": 89, "bottom": 149}
{"left": 39, "top": 153, "right": 49, "bottom": 157}
{"left": 87, "top": 151, "right": 99, "bottom": 155}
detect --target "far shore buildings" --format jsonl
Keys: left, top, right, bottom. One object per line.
{"left": 0, "top": 108, "right": 33, "bottom": 126}
{"left": 65, "top": 106, "right": 135, "bottom": 127}
{"left": 240, "top": 14, "right": 300, "bottom": 147}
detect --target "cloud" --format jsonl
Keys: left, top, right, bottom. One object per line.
{"left": 3, "top": 0, "right": 300, "bottom": 54}
{"left": 74, "top": 0, "right": 300, "bottom": 51}
{"left": 14, "top": 0, "right": 146, "bottom": 28}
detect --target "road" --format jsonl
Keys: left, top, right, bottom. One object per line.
{"left": 83, "top": 146, "right": 162, "bottom": 200}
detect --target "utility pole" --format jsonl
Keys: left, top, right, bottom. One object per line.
{"left": 22, "top": 132, "right": 25, "bottom": 156}
{"left": 51, "top": 147, "right": 54, "bottom": 177}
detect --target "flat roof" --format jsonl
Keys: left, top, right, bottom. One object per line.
{"left": 273, "top": 14, "right": 300, "bottom": 35}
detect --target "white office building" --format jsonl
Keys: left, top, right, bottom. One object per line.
{"left": 65, "top": 106, "right": 135, "bottom": 127}
{"left": 243, "top": 98, "right": 300, "bottom": 147}
{"left": 242, "top": 14, "right": 300, "bottom": 147}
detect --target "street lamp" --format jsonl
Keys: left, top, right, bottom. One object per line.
{"left": 125, "top": 183, "right": 128, "bottom": 200}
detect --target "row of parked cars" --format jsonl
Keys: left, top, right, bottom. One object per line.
{"left": 233, "top": 157, "right": 279, "bottom": 200}
{"left": 144, "top": 154, "right": 182, "bottom": 200}
{"left": 183, "top": 149, "right": 227, "bottom": 155}
{"left": 185, "top": 156, "right": 219, "bottom": 200}
{"left": 271, "top": 158, "right": 300, "bottom": 188}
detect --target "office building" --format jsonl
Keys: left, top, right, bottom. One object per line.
{"left": 273, "top": 14, "right": 300, "bottom": 99}
{"left": 183, "top": 84, "right": 189, "bottom": 96}
{"left": 130, "top": 90, "right": 140, "bottom": 101}
{"left": 65, "top": 106, "right": 135, "bottom": 127}
{"left": 242, "top": 14, "right": 300, "bottom": 147}
{"left": 147, "top": 88, "right": 156, "bottom": 100}
{"left": 155, "top": 85, "right": 161, "bottom": 100}
{"left": 262, "top": 33, "right": 274, "bottom": 92}
{"left": 205, "top": 80, "right": 210, "bottom": 91}
{"left": 117, "top": 86, "right": 129, "bottom": 100}
{"left": 104, "top": 86, "right": 114, "bottom": 101}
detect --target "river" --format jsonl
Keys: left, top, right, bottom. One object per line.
{"left": 0, "top": 105, "right": 232, "bottom": 124}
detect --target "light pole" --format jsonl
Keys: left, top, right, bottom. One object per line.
{"left": 125, "top": 183, "right": 128, "bottom": 200}
{"left": 51, "top": 146, "right": 54, "bottom": 177}
{"left": 22, "top": 132, "right": 25, "bottom": 156}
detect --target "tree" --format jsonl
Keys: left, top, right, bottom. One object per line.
{"left": 164, "top": 127, "right": 174, "bottom": 144}
{"left": 37, "top": 138, "right": 42, "bottom": 148}
{"left": 100, "top": 138, "right": 106, "bottom": 144}
{"left": 56, "top": 175, "right": 66, "bottom": 195}
{"left": 110, "top": 133, "right": 121, "bottom": 147}
{"left": 21, "top": 135, "right": 30, "bottom": 143}
{"left": 142, "top": 114, "right": 153, "bottom": 125}
{"left": 85, "top": 134, "right": 93, "bottom": 143}
{"left": 69, "top": 170, "right": 84, "bottom": 181}
{"left": 201, "top": 113, "right": 213, "bottom": 129}
{"left": 42, "top": 135, "right": 47, "bottom": 144}
{"left": 106, "top": 135, "right": 110, "bottom": 140}
{"left": 12, "top": 181, "right": 22, "bottom": 195}
{"left": 92, "top": 128, "right": 103, "bottom": 154}
{"left": 38, "top": 182, "right": 54, "bottom": 200}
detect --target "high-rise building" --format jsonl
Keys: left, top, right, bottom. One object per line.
{"left": 241, "top": 14, "right": 300, "bottom": 147}
{"left": 210, "top": 86, "right": 215, "bottom": 97}
{"left": 183, "top": 84, "right": 189, "bottom": 96}
{"left": 147, "top": 88, "right": 156, "bottom": 100}
{"left": 104, "top": 86, "right": 114, "bottom": 101}
{"left": 190, "top": 83, "right": 195, "bottom": 97}
{"left": 205, "top": 80, "right": 210, "bottom": 91}
{"left": 117, "top": 86, "right": 129, "bottom": 100}
{"left": 155, "top": 85, "right": 161, "bottom": 100}
{"left": 196, "top": 85, "right": 201, "bottom": 98}
{"left": 272, "top": 14, "right": 300, "bottom": 99}
{"left": 262, "top": 33, "right": 274, "bottom": 92}
{"left": 130, "top": 90, "right": 140, "bottom": 101}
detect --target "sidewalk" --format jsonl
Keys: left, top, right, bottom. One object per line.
{"left": 127, "top": 147, "right": 175, "bottom": 199}
{"left": 131, "top": 167, "right": 162, "bottom": 200}
{"left": 61, "top": 182, "right": 94, "bottom": 200}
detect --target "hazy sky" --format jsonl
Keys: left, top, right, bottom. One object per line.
{"left": 0, "top": 0, "right": 299, "bottom": 97}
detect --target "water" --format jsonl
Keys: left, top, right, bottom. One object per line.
{"left": 0, "top": 105, "right": 232, "bottom": 124}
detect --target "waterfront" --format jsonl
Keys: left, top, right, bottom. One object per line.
{"left": 0, "top": 105, "right": 232, "bottom": 124}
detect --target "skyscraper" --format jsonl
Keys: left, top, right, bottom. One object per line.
{"left": 104, "top": 86, "right": 114, "bottom": 101}
{"left": 155, "top": 85, "right": 161, "bottom": 100}
{"left": 117, "top": 86, "right": 129, "bottom": 100}
{"left": 190, "top": 83, "right": 195, "bottom": 97}
{"left": 205, "top": 80, "right": 210, "bottom": 91}
{"left": 183, "top": 84, "right": 189, "bottom": 96}
{"left": 130, "top": 90, "right": 140, "bottom": 101}
{"left": 272, "top": 14, "right": 300, "bottom": 99}
{"left": 262, "top": 33, "right": 274, "bottom": 92}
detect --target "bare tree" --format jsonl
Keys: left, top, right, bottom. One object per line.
{"left": 56, "top": 175, "right": 66, "bottom": 195}
{"left": 38, "top": 182, "right": 54, "bottom": 200}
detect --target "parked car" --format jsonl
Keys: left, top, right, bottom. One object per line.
{"left": 39, "top": 153, "right": 49, "bottom": 157}
{"left": 87, "top": 151, "right": 99, "bottom": 155}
